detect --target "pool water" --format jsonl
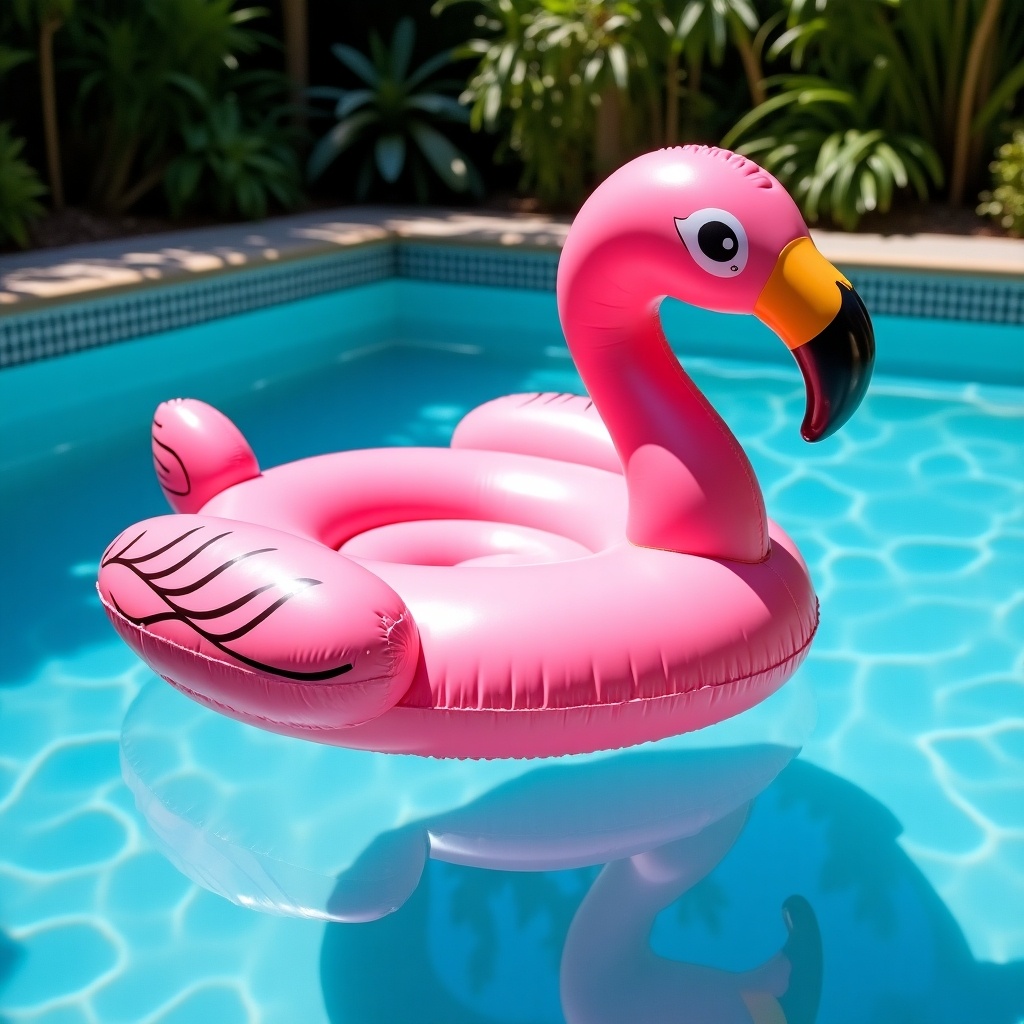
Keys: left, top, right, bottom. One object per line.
{"left": 1, "top": 286, "right": 1023, "bottom": 1023}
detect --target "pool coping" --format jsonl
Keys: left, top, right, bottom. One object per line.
{"left": 1, "top": 205, "right": 1021, "bottom": 315}
{"left": 2, "top": 206, "right": 1021, "bottom": 373}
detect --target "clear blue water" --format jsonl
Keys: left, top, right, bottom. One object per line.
{"left": 1, "top": 283, "right": 1023, "bottom": 1023}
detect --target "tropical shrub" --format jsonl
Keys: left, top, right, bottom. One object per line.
{"left": 441, "top": 0, "right": 652, "bottom": 205}
{"left": 977, "top": 126, "right": 1024, "bottom": 236}
{"left": 652, "top": 0, "right": 767, "bottom": 143}
{"left": 443, "top": 0, "right": 770, "bottom": 207}
{"left": 726, "top": 0, "right": 1024, "bottom": 226}
{"left": 307, "top": 17, "right": 480, "bottom": 201}
{"left": 0, "top": 121, "right": 47, "bottom": 247}
{"left": 723, "top": 76, "right": 943, "bottom": 228}
{"left": 0, "top": 40, "right": 46, "bottom": 247}
{"left": 68, "top": 0, "right": 286, "bottom": 214}
{"left": 448, "top": 0, "right": 1019, "bottom": 224}
{"left": 165, "top": 86, "right": 303, "bottom": 220}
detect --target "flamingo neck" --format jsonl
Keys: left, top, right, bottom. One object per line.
{"left": 562, "top": 283, "right": 769, "bottom": 562}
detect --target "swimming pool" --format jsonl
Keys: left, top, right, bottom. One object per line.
{"left": 1, "top": 278, "right": 1022, "bottom": 1023}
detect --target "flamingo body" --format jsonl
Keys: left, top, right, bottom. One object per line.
{"left": 97, "top": 147, "right": 874, "bottom": 758}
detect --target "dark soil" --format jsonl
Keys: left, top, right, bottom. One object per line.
{"left": 18, "top": 207, "right": 218, "bottom": 252}
{"left": 853, "top": 202, "right": 1010, "bottom": 238}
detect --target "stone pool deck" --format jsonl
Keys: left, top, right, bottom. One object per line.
{"left": 1, "top": 206, "right": 1021, "bottom": 314}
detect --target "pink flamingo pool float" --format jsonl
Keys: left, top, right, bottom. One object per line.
{"left": 97, "top": 146, "right": 874, "bottom": 758}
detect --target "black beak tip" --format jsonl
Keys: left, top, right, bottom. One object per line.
{"left": 801, "top": 420, "right": 827, "bottom": 444}
{"left": 801, "top": 404, "right": 850, "bottom": 443}
{"left": 794, "top": 283, "right": 875, "bottom": 444}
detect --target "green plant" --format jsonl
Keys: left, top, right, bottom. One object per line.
{"left": 165, "top": 88, "right": 303, "bottom": 219}
{"left": 520, "top": 0, "right": 652, "bottom": 177}
{"left": 654, "top": 0, "right": 767, "bottom": 143}
{"left": 443, "top": 0, "right": 656, "bottom": 206}
{"left": 758, "top": 0, "right": 1024, "bottom": 206}
{"left": 0, "top": 42, "right": 33, "bottom": 76}
{"left": 977, "top": 125, "right": 1024, "bottom": 235}
{"left": 12, "top": 0, "right": 76, "bottom": 209}
{"left": 68, "top": 0, "right": 272, "bottom": 212}
{"left": 445, "top": 0, "right": 773, "bottom": 206}
{"left": 724, "top": 75, "right": 943, "bottom": 228}
{"left": 307, "top": 17, "right": 480, "bottom": 201}
{"left": 719, "top": 0, "right": 1024, "bottom": 226}
{"left": 0, "top": 122, "right": 47, "bottom": 247}
{"left": 443, "top": 0, "right": 587, "bottom": 205}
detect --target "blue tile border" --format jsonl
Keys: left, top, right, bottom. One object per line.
{"left": 846, "top": 268, "right": 1024, "bottom": 324}
{"left": 397, "top": 243, "right": 558, "bottom": 291}
{"left": 1, "top": 241, "right": 1021, "bottom": 370}
{"left": 0, "top": 244, "right": 395, "bottom": 370}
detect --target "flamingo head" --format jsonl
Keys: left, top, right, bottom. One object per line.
{"left": 558, "top": 146, "right": 875, "bottom": 441}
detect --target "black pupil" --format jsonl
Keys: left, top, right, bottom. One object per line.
{"left": 697, "top": 221, "right": 738, "bottom": 262}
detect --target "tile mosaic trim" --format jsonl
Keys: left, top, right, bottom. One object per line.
{"left": 1, "top": 241, "right": 1021, "bottom": 370}
{"left": 847, "top": 269, "right": 1024, "bottom": 324}
{"left": 397, "top": 243, "right": 558, "bottom": 291}
{"left": 0, "top": 244, "right": 395, "bottom": 370}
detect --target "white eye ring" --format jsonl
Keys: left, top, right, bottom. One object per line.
{"left": 674, "top": 208, "right": 749, "bottom": 278}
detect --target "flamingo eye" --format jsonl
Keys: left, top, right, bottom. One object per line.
{"left": 674, "top": 208, "right": 749, "bottom": 278}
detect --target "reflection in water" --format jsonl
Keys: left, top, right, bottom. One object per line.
{"left": 318, "top": 743, "right": 796, "bottom": 923}
{"left": 120, "top": 672, "right": 813, "bottom": 922}
{"left": 320, "top": 759, "right": 1024, "bottom": 1024}
{"left": 562, "top": 812, "right": 820, "bottom": 1024}
{"left": 123, "top": 677, "right": 816, "bottom": 1021}
{"left": 318, "top": 780, "right": 821, "bottom": 1024}
{"left": 0, "top": 927, "right": 23, "bottom": 1003}
{"left": 120, "top": 675, "right": 1024, "bottom": 1024}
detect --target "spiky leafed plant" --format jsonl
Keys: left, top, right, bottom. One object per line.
{"left": 723, "top": 75, "right": 944, "bottom": 229}
{"left": 736, "top": 0, "right": 1024, "bottom": 218}
{"left": 164, "top": 84, "right": 303, "bottom": 220}
{"left": 69, "top": 0, "right": 270, "bottom": 213}
{"left": 439, "top": 0, "right": 655, "bottom": 205}
{"left": 307, "top": 17, "right": 480, "bottom": 201}
{"left": 0, "top": 41, "right": 46, "bottom": 246}
{"left": 654, "top": 0, "right": 767, "bottom": 144}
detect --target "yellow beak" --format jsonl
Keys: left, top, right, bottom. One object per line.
{"left": 753, "top": 237, "right": 875, "bottom": 441}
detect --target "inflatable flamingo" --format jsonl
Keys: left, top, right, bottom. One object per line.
{"left": 97, "top": 146, "right": 873, "bottom": 758}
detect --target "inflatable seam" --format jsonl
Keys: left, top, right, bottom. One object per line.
{"left": 145, "top": 611, "right": 815, "bottom": 725}
{"left": 763, "top": 557, "right": 818, "bottom": 630}
{"left": 414, "top": 622, "right": 818, "bottom": 714}
{"left": 106, "top": 586, "right": 816, "bottom": 722}
{"left": 168, "top": 679, "right": 389, "bottom": 732}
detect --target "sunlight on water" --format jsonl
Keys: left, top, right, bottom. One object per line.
{"left": 1, "top": 327, "right": 1022, "bottom": 1023}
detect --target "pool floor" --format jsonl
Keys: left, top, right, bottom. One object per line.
{"left": 1, "top": 339, "right": 1023, "bottom": 1023}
